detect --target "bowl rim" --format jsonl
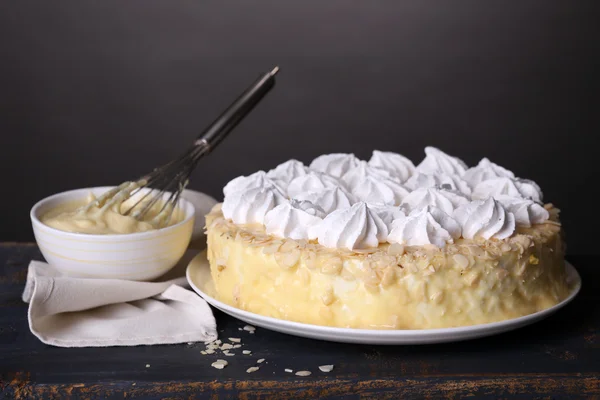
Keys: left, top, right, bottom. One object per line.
{"left": 30, "top": 186, "right": 196, "bottom": 240}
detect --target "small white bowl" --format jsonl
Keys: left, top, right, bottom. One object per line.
{"left": 30, "top": 186, "right": 195, "bottom": 281}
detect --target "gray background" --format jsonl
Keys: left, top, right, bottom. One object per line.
{"left": 1, "top": 1, "right": 597, "bottom": 254}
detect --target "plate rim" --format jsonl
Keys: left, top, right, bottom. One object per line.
{"left": 186, "top": 252, "right": 581, "bottom": 339}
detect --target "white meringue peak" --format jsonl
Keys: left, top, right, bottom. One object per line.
{"left": 388, "top": 205, "right": 461, "bottom": 248}
{"left": 472, "top": 177, "right": 543, "bottom": 203}
{"left": 494, "top": 195, "right": 549, "bottom": 227}
{"left": 317, "top": 202, "right": 389, "bottom": 250}
{"left": 453, "top": 197, "right": 516, "bottom": 240}
{"left": 266, "top": 159, "right": 309, "bottom": 184}
{"left": 309, "top": 153, "right": 361, "bottom": 178}
{"left": 341, "top": 160, "right": 398, "bottom": 187}
{"left": 463, "top": 158, "right": 515, "bottom": 188}
{"left": 368, "top": 150, "right": 415, "bottom": 182}
{"left": 416, "top": 147, "right": 468, "bottom": 176}
{"left": 223, "top": 170, "right": 285, "bottom": 197}
{"left": 294, "top": 186, "right": 356, "bottom": 214}
{"left": 401, "top": 187, "right": 470, "bottom": 215}
{"left": 367, "top": 204, "right": 405, "bottom": 230}
{"left": 222, "top": 186, "right": 286, "bottom": 225}
{"left": 287, "top": 172, "right": 342, "bottom": 198}
{"left": 351, "top": 175, "right": 410, "bottom": 206}
{"left": 405, "top": 172, "right": 472, "bottom": 195}
{"left": 264, "top": 199, "right": 325, "bottom": 240}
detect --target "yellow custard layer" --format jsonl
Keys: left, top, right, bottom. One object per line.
{"left": 206, "top": 204, "right": 570, "bottom": 329}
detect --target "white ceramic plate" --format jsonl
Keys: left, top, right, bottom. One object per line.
{"left": 186, "top": 252, "right": 581, "bottom": 345}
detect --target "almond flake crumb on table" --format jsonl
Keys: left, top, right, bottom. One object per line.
{"left": 246, "top": 367, "right": 260, "bottom": 373}
{"left": 295, "top": 371, "right": 311, "bottom": 376}
{"left": 285, "top": 369, "right": 293, "bottom": 373}
{"left": 243, "top": 350, "right": 252, "bottom": 355}
{"left": 211, "top": 360, "right": 228, "bottom": 370}
{"left": 319, "top": 365, "right": 334, "bottom": 372}
{"left": 257, "top": 358, "right": 265, "bottom": 363}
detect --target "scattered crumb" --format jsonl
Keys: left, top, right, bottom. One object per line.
{"left": 205, "top": 349, "right": 215, "bottom": 355}
{"left": 187, "top": 342, "right": 193, "bottom": 345}
{"left": 257, "top": 358, "right": 265, "bottom": 364}
{"left": 319, "top": 365, "right": 334, "bottom": 372}
{"left": 243, "top": 325, "right": 256, "bottom": 332}
{"left": 243, "top": 350, "right": 252, "bottom": 355}
{"left": 211, "top": 360, "right": 228, "bottom": 369}
{"left": 285, "top": 369, "right": 293, "bottom": 373}
{"left": 201, "top": 351, "right": 207, "bottom": 355}
{"left": 229, "top": 338, "right": 241, "bottom": 343}
{"left": 215, "top": 340, "right": 222, "bottom": 345}
{"left": 145, "top": 364, "right": 150, "bottom": 368}
{"left": 221, "top": 343, "right": 234, "bottom": 350}
{"left": 238, "top": 328, "right": 243, "bottom": 331}
{"left": 246, "top": 367, "right": 259, "bottom": 373}
{"left": 132, "top": 383, "right": 136, "bottom": 386}
{"left": 223, "top": 350, "right": 235, "bottom": 356}
{"left": 295, "top": 371, "right": 311, "bottom": 376}
{"left": 233, "top": 344, "right": 242, "bottom": 349}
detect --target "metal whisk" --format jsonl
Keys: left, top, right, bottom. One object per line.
{"left": 80, "top": 66, "right": 280, "bottom": 228}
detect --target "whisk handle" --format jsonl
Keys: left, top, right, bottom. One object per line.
{"left": 196, "top": 66, "right": 279, "bottom": 151}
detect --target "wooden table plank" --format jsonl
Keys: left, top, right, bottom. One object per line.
{"left": 0, "top": 243, "right": 598, "bottom": 398}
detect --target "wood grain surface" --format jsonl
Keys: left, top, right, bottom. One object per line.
{"left": 0, "top": 243, "right": 598, "bottom": 399}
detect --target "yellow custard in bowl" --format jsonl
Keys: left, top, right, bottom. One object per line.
{"left": 31, "top": 187, "right": 195, "bottom": 281}
{"left": 41, "top": 192, "right": 186, "bottom": 235}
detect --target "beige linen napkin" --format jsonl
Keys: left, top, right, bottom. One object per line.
{"left": 22, "top": 190, "right": 219, "bottom": 347}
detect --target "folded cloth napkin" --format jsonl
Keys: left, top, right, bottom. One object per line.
{"left": 22, "top": 190, "right": 219, "bottom": 347}
{"left": 22, "top": 251, "right": 217, "bottom": 347}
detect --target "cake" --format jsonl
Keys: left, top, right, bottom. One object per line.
{"left": 205, "top": 147, "right": 570, "bottom": 329}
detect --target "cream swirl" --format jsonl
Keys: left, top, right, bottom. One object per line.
{"left": 341, "top": 161, "right": 398, "bottom": 187}
{"left": 295, "top": 187, "right": 356, "bottom": 214}
{"left": 463, "top": 158, "right": 515, "bottom": 188}
{"left": 309, "top": 153, "right": 361, "bottom": 178}
{"left": 351, "top": 175, "right": 410, "bottom": 205}
{"left": 266, "top": 159, "right": 309, "bottom": 184}
{"left": 317, "top": 202, "right": 388, "bottom": 250}
{"left": 222, "top": 186, "right": 286, "bottom": 225}
{"left": 287, "top": 172, "right": 342, "bottom": 198}
{"left": 453, "top": 198, "right": 516, "bottom": 240}
{"left": 472, "top": 177, "right": 543, "bottom": 203}
{"left": 388, "top": 206, "right": 461, "bottom": 248}
{"left": 264, "top": 199, "right": 325, "bottom": 240}
{"left": 400, "top": 187, "right": 470, "bottom": 215}
{"left": 416, "top": 147, "right": 468, "bottom": 176}
{"left": 405, "top": 172, "right": 471, "bottom": 195}
{"left": 494, "top": 195, "right": 549, "bottom": 227}
{"left": 368, "top": 150, "right": 415, "bottom": 182}
{"left": 223, "top": 171, "right": 285, "bottom": 197}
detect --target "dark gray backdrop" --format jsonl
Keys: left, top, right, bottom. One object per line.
{"left": 1, "top": 1, "right": 598, "bottom": 254}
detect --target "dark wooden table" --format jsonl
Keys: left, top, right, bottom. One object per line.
{"left": 0, "top": 243, "right": 598, "bottom": 399}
